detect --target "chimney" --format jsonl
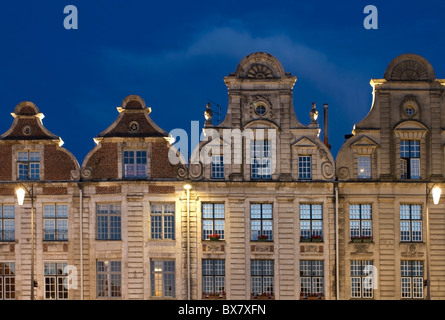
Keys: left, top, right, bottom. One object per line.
{"left": 323, "top": 103, "right": 331, "bottom": 150}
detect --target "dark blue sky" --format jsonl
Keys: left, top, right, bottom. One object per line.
{"left": 1, "top": 0, "right": 444, "bottom": 164}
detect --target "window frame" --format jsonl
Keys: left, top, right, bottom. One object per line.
{"left": 43, "top": 204, "right": 68, "bottom": 241}
{"left": 123, "top": 150, "right": 148, "bottom": 178}
{"left": 17, "top": 150, "right": 40, "bottom": 180}
{"left": 251, "top": 260, "right": 274, "bottom": 296}
{"left": 96, "top": 260, "right": 122, "bottom": 298}
{"left": 400, "top": 204, "right": 422, "bottom": 242}
{"left": 299, "top": 204, "right": 323, "bottom": 242}
{"left": 300, "top": 260, "right": 324, "bottom": 296}
{"left": 357, "top": 155, "right": 371, "bottom": 179}
{"left": 400, "top": 140, "right": 420, "bottom": 179}
{"left": 401, "top": 260, "right": 424, "bottom": 299}
{"left": 0, "top": 262, "right": 15, "bottom": 300}
{"left": 96, "top": 203, "right": 121, "bottom": 240}
{"left": 349, "top": 204, "right": 372, "bottom": 242}
{"left": 202, "top": 203, "right": 225, "bottom": 240}
{"left": 202, "top": 259, "right": 225, "bottom": 296}
{"left": 350, "top": 260, "right": 374, "bottom": 299}
{"left": 250, "top": 203, "right": 273, "bottom": 242}
{"left": 251, "top": 140, "right": 272, "bottom": 180}
{"left": 150, "top": 203, "right": 175, "bottom": 240}
{"left": 298, "top": 155, "right": 312, "bottom": 180}
{"left": 44, "top": 262, "right": 68, "bottom": 300}
{"left": 150, "top": 259, "right": 176, "bottom": 298}
{"left": 0, "top": 205, "right": 15, "bottom": 242}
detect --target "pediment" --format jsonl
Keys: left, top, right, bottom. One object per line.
{"left": 351, "top": 136, "right": 379, "bottom": 149}
{"left": 394, "top": 120, "right": 428, "bottom": 139}
{"left": 292, "top": 137, "right": 318, "bottom": 149}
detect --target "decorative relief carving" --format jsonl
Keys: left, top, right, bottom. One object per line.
{"left": 351, "top": 244, "right": 373, "bottom": 255}
{"left": 251, "top": 244, "right": 274, "bottom": 253}
{"left": 247, "top": 64, "right": 274, "bottom": 79}
{"left": 401, "top": 243, "right": 424, "bottom": 257}
{"left": 337, "top": 167, "right": 349, "bottom": 180}
{"left": 202, "top": 243, "right": 225, "bottom": 253}
{"left": 391, "top": 59, "right": 430, "bottom": 81}
{"left": 80, "top": 167, "right": 92, "bottom": 179}
{"left": 321, "top": 162, "right": 334, "bottom": 179}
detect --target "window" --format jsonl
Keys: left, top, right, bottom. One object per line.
{"left": 17, "top": 151, "right": 40, "bottom": 180}
{"left": 211, "top": 155, "right": 224, "bottom": 179}
{"left": 250, "top": 203, "right": 273, "bottom": 241}
{"left": 298, "top": 156, "right": 312, "bottom": 180}
{"left": 251, "top": 140, "right": 271, "bottom": 179}
{"left": 358, "top": 155, "right": 371, "bottom": 179}
{"left": 0, "top": 262, "right": 15, "bottom": 300}
{"left": 350, "top": 260, "right": 374, "bottom": 299}
{"left": 400, "top": 204, "right": 422, "bottom": 242}
{"left": 300, "top": 260, "right": 324, "bottom": 296}
{"left": 0, "top": 205, "right": 14, "bottom": 242}
{"left": 44, "top": 262, "right": 68, "bottom": 300}
{"left": 43, "top": 204, "right": 68, "bottom": 241}
{"left": 350, "top": 204, "right": 372, "bottom": 241}
{"left": 251, "top": 260, "right": 274, "bottom": 296}
{"left": 400, "top": 140, "right": 420, "bottom": 179}
{"left": 300, "top": 204, "right": 323, "bottom": 242}
{"left": 150, "top": 203, "right": 175, "bottom": 240}
{"left": 96, "top": 204, "right": 121, "bottom": 240}
{"left": 401, "top": 260, "right": 423, "bottom": 299}
{"left": 150, "top": 260, "right": 175, "bottom": 298}
{"left": 255, "top": 104, "right": 267, "bottom": 116}
{"left": 202, "top": 259, "right": 225, "bottom": 296}
{"left": 202, "top": 203, "right": 225, "bottom": 240}
{"left": 97, "top": 260, "right": 121, "bottom": 298}
{"left": 123, "top": 150, "right": 147, "bottom": 178}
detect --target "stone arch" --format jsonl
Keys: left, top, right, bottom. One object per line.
{"left": 384, "top": 53, "right": 435, "bottom": 81}
{"left": 235, "top": 52, "right": 285, "bottom": 79}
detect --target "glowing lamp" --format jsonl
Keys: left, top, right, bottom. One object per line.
{"left": 432, "top": 186, "right": 442, "bottom": 205}
{"left": 16, "top": 187, "right": 26, "bottom": 206}
{"left": 183, "top": 184, "right": 192, "bottom": 190}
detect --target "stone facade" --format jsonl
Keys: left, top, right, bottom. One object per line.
{"left": 0, "top": 52, "right": 444, "bottom": 300}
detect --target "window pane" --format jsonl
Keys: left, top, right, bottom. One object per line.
{"left": 358, "top": 155, "right": 371, "bottom": 179}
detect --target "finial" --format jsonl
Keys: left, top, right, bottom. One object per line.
{"left": 204, "top": 102, "right": 213, "bottom": 126}
{"left": 309, "top": 102, "right": 319, "bottom": 123}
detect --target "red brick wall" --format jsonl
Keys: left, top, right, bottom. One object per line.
{"left": 44, "top": 145, "right": 77, "bottom": 181}
{"left": 148, "top": 185, "right": 175, "bottom": 193}
{"left": 42, "top": 187, "right": 68, "bottom": 195}
{"left": 151, "top": 141, "right": 178, "bottom": 179}
{"left": 96, "top": 186, "right": 121, "bottom": 194}
{"left": 85, "top": 142, "right": 118, "bottom": 179}
{"left": 0, "top": 145, "right": 12, "bottom": 181}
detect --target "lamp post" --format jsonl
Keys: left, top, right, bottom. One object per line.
{"left": 16, "top": 184, "right": 36, "bottom": 300}
{"left": 183, "top": 183, "right": 192, "bottom": 300}
{"left": 425, "top": 184, "right": 441, "bottom": 300}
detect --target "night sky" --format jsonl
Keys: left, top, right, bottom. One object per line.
{"left": 1, "top": 0, "right": 444, "bottom": 164}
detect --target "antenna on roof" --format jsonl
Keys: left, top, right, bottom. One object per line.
{"left": 207, "top": 98, "right": 222, "bottom": 125}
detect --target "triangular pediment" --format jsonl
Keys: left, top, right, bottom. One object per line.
{"left": 292, "top": 137, "right": 318, "bottom": 149}
{"left": 351, "top": 136, "right": 379, "bottom": 149}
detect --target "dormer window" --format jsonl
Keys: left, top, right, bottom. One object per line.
{"left": 17, "top": 151, "right": 40, "bottom": 180}
{"left": 123, "top": 150, "right": 147, "bottom": 178}
{"left": 251, "top": 140, "right": 271, "bottom": 179}
{"left": 357, "top": 155, "right": 371, "bottom": 179}
{"left": 400, "top": 140, "right": 420, "bottom": 179}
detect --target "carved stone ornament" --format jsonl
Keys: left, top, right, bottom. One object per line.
{"left": 247, "top": 64, "right": 274, "bottom": 79}
{"left": 337, "top": 167, "right": 350, "bottom": 180}
{"left": 322, "top": 162, "right": 334, "bottom": 179}
{"left": 80, "top": 167, "right": 92, "bottom": 179}
{"left": 71, "top": 169, "right": 80, "bottom": 180}
{"left": 22, "top": 125, "right": 32, "bottom": 135}
{"left": 189, "top": 163, "right": 203, "bottom": 179}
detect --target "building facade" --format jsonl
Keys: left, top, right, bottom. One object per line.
{"left": 0, "top": 52, "right": 444, "bottom": 300}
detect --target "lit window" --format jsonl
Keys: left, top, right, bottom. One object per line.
{"left": 0, "top": 205, "right": 14, "bottom": 242}
{"left": 298, "top": 156, "right": 312, "bottom": 180}
{"left": 150, "top": 203, "right": 175, "bottom": 240}
{"left": 202, "top": 203, "right": 225, "bottom": 240}
{"left": 300, "top": 204, "right": 323, "bottom": 242}
{"left": 44, "top": 204, "right": 68, "bottom": 241}
{"left": 358, "top": 155, "right": 371, "bottom": 179}
{"left": 401, "top": 260, "right": 423, "bottom": 299}
{"left": 17, "top": 151, "right": 40, "bottom": 180}
{"left": 202, "top": 259, "right": 225, "bottom": 296}
{"left": 0, "top": 262, "right": 15, "bottom": 300}
{"left": 250, "top": 203, "right": 273, "bottom": 241}
{"left": 400, "top": 204, "right": 422, "bottom": 242}
{"left": 96, "top": 204, "right": 121, "bottom": 240}
{"left": 211, "top": 155, "right": 224, "bottom": 179}
{"left": 350, "top": 204, "right": 372, "bottom": 242}
{"left": 150, "top": 260, "right": 175, "bottom": 298}
{"left": 123, "top": 150, "right": 147, "bottom": 178}
{"left": 350, "top": 260, "right": 374, "bottom": 299}
{"left": 251, "top": 140, "right": 271, "bottom": 179}
{"left": 44, "top": 262, "right": 68, "bottom": 300}
{"left": 97, "top": 260, "right": 121, "bottom": 298}
{"left": 400, "top": 140, "right": 420, "bottom": 179}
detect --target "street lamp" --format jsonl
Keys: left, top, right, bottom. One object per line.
{"left": 16, "top": 184, "right": 36, "bottom": 300}
{"left": 426, "top": 184, "right": 441, "bottom": 300}
{"left": 184, "top": 183, "right": 192, "bottom": 300}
